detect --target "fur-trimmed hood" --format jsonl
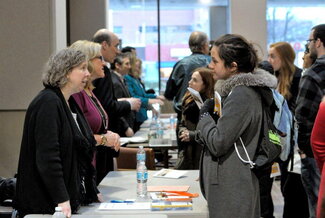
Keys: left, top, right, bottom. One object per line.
{"left": 220, "top": 68, "right": 277, "bottom": 97}
{"left": 220, "top": 68, "right": 277, "bottom": 108}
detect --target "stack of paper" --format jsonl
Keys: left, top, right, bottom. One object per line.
{"left": 149, "top": 189, "right": 198, "bottom": 211}
{"left": 153, "top": 169, "right": 188, "bottom": 179}
{"left": 151, "top": 201, "right": 193, "bottom": 211}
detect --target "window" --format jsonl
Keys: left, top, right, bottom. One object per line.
{"left": 113, "top": 26, "right": 123, "bottom": 34}
{"left": 109, "top": 0, "right": 228, "bottom": 93}
{"left": 267, "top": 0, "right": 325, "bottom": 67}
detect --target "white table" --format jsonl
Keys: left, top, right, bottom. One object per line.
{"left": 25, "top": 215, "right": 167, "bottom": 218}
{"left": 78, "top": 170, "right": 208, "bottom": 218}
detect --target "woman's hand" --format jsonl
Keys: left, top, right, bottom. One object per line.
{"left": 179, "top": 130, "right": 190, "bottom": 142}
{"left": 58, "top": 200, "right": 71, "bottom": 218}
{"left": 125, "top": 127, "right": 134, "bottom": 137}
{"left": 199, "top": 98, "right": 215, "bottom": 116}
{"left": 322, "top": 95, "right": 325, "bottom": 103}
{"left": 151, "top": 108, "right": 159, "bottom": 118}
{"left": 97, "top": 193, "right": 104, "bottom": 202}
{"left": 105, "top": 131, "right": 120, "bottom": 151}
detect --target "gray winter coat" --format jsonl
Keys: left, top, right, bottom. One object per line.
{"left": 196, "top": 69, "right": 277, "bottom": 218}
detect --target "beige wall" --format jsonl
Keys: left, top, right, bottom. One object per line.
{"left": 0, "top": 0, "right": 61, "bottom": 177}
{"left": 230, "top": 0, "right": 267, "bottom": 59}
{"left": 0, "top": 0, "right": 108, "bottom": 177}
{"left": 0, "top": 0, "right": 53, "bottom": 110}
{"left": 0, "top": 112, "right": 25, "bottom": 177}
{"left": 69, "top": 0, "right": 107, "bottom": 44}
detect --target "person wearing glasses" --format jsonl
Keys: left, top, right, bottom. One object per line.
{"left": 110, "top": 53, "right": 136, "bottom": 137}
{"left": 302, "top": 43, "right": 317, "bottom": 72}
{"left": 91, "top": 29, "right": 141, "bottom": 135}
{"left": 70, "top": 40, "right": 121, "bottom": 186}
{"left": 311, "top": 96, "right": 325, "bottom": 218}
{"left": 296, "top": 24, "right": 325, "bottom": 218}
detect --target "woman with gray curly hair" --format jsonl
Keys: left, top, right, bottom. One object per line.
{"left": 15, "top": 48, "right": 100, "bottom": 217}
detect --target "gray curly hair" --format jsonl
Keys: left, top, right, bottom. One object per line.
{"left": 42, "top": 48, "right": 87, "bottom": 88}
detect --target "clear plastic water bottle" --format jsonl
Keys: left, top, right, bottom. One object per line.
{"left": 52, "top": 207, "right": 65, "bottom": 218}
{"left": 169, "top": 114, "right": 176, "bottom": 129}
{"left": 156, "top": 119, "right": 164, "bottom": 139}
{"left": 136, "top": 161, "right": 148, "bottom": 199}
{"left": 148, "top": 117, "right": 157, "bottom": 141}
{"left": 136, "top": 145, "right": 146, "bottom": 164}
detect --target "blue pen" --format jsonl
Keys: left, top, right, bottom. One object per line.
{"left": 110, "top": 200, "right": 134, "bottom": 203}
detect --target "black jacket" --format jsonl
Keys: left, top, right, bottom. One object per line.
{"left": 14, "top": 87, "right": 98, "bottom": 216}
{"left": 110, "top": 71, "right": 135, "bottom": 136}
{"left": 287, "top": 66, "right": 302, "bottom": 112}
{"left": 296, "top": 55, "right": 325, "bottom": 157}
{"left": 176, "top": 95, "right": 202, "bottom": 170}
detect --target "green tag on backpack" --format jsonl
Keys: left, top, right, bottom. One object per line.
{"left": 268, "top": 130, "right": 282, "bottom": 146}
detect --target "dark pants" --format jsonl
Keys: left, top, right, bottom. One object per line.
{"left": 283, "top": 172, "right": 309, "bottom": 218}
{"left": 258, "top": 167, "right": 275, "bottom": 218}
{"left": 301, "top": 157, "right": 320, "bottom": 218}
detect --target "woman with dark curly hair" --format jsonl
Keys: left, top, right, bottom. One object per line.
{"left": 196, "top": 34, "right": 277, "bottom": 217}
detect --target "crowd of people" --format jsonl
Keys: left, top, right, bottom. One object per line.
{"left": 1, "top": 24, "right": 324, "bottom": 218}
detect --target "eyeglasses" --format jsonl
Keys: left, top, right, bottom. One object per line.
{"left": 306, "top": 39, "right": 316, "bottom": 43}
{"left": 94, "top": 56, "right": 104, "bottom": 62}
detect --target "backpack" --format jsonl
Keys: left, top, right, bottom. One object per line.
{"left": 272, "top": 90, "right": 294, "bottom": 161}
{"left": 234, "top": 90, "right": 283, "bottom": 171}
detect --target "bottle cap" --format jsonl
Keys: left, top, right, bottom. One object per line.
{"left": 139, "top": 145, "right": 143, "bottom": 149}
{"left": 55, "top": 207, "right": 62, "bottom": 211}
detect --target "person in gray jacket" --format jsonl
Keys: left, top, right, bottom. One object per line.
{"left": 196, "top": 34, "right": 277, "bottom": 218}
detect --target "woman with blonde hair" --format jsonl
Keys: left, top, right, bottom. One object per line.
{"left": 70, "top": 40, "right": 120, "bottom": 185}
{"left": 124, "top": 54, "right": 165, "bottom": 131}
{"left": 268, "top": 41, "right": 302, "bottom": 111}
{"left": 268, "top": 42, "right": 307, "bottom": 218}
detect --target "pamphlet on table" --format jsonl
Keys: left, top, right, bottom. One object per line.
{"left": 153, "top": 168, "right": 188, "bottom": 179}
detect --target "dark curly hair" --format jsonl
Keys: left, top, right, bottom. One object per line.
{"left": 214, "top": 34, "right": 258, "bottom": 73}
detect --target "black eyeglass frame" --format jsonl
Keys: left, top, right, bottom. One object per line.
{"left": 94, "top": 56, "right": 104, "bottom": 62}
{"left": 306, "top": 38, "right": 316, "bottom": 43}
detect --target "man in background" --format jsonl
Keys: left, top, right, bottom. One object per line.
{"left": 92, "top": 29, "right": 141, "bottom": 127}
{"left": 164, "top": 31, "right": 211, "bottom": 150}
{"left": 295, "top": 24, "right": 325, "bottom": 218}
{"left": 164, "top": 31, "right": 210, "bottom": 119}
{"left": 111, "top": 53, "right": 136, "bottom": 137}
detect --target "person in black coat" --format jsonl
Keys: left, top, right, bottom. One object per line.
{"left": 92, "top": 29, "right": 141, "bottom": 129}
{"left": 111, "top": 53, "right": 136, "bottom": 137}
{"left": 14, "top": 48, "right": 99, "bottom": 217}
